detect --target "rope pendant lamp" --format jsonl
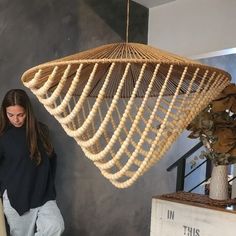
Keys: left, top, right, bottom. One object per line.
{"left": 21, "top": 0, "right": 231, "bottom": 188}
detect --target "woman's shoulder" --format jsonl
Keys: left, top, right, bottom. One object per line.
{"left": 0, "top": 123, "right": 16, "bottom": 136}
{"left": 38, "top": 122, "right": 50, "bottom": 135}
{"left": 38, "top": 121, "right": 49, "bottom": 129}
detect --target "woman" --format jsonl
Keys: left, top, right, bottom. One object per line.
{"left": 0, "top": 89, "right": 64, "bottom": 236}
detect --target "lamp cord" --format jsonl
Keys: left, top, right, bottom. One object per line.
{"left": 126, "top": 0, "right": 130, "bottom": 43}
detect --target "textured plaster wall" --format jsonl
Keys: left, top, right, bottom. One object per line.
{"left": 0, "top": 0, "right": 177, "bottom": 235}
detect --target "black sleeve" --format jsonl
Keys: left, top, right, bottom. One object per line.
{"left": 39, "top": 122, "right": 57, "bottom": 180}
{"left": 0, "top": 140, "right": 4, "bottom": 196}
{"left": 0, "top": 139, "right": 3, "bottom": 162}
{"left": 50, "top": 150, "right": 57, "bottom": 182}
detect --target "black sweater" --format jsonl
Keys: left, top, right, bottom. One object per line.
{"left": 0, "top": 124, "right": 56, "bottom": 215}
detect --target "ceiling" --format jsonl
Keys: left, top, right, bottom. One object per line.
{"left": 132, "top": 0, "right": 176, "bottom": 8}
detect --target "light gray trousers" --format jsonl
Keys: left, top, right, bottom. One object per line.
{"left": 3, "top": 191, "right": 64, "bottom": 236}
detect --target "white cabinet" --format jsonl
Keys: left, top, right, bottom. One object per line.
{"left": 151, "top": 195, "right": 236, "bottom": 236}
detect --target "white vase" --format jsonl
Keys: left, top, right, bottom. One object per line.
{"left": 209, "top": 164, "right": 229, "bottom": 200}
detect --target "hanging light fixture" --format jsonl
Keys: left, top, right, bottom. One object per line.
{"left": 21, "top": 0, "right": 231, "bottom": 188}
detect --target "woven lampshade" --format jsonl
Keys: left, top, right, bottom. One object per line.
{"left": 21, "top": 42, "right": 231, "bottom": 188}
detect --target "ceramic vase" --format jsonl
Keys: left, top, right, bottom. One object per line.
{"left": 209, "top": 164, "right": 228, "bottom": 200}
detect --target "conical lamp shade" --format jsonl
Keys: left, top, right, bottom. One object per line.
{"left": 21, "top": 42, "right": 231, "bottom": 188}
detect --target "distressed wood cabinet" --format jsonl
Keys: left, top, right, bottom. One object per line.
{"left": 0, "top": 198, "right": 6, "bottom": 236}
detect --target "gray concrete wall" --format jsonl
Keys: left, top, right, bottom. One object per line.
{"left": 0, "top": 1, "right": 176, "bottom": 235}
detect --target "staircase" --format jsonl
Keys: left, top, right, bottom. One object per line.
{"left": 167, "top": 141, "right": 236, "bottom": 197}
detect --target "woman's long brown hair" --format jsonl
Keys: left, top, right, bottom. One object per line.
{"left": 0, "top": 89, "right": 53, "bottom": 165}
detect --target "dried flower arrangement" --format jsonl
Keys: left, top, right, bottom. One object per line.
{"left": 187, "top": 83, "right": 236, "bottom": 166}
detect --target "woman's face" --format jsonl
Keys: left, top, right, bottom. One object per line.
{"left": 6, "top": 105, "right": 26, "bottom": 127}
